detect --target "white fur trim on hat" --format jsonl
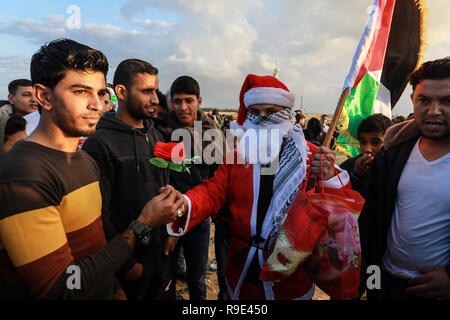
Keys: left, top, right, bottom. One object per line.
{"left": 243, "top": 87, "right": 295, "bottom": 109}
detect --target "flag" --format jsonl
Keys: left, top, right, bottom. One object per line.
{"left": 336, "top": 0, "right": 425, "bottom": 157}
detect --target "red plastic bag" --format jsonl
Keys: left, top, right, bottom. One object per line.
{"left": 259, "top": 190, "right": 329, "bottom": 282}
{"left": 302, "top": 154, "right": 365, "bottom": 300}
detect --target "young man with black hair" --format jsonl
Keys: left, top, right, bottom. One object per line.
{"left": 295, "top": 113, "right": 306, "bottom": 128}
{"left": 359, "top": 57, "right": 450, "bottom": 300}
{"left": 340, "top": 113, "right": 393, "bottom": 193}
{"left": 157, "top": 75, "right": 227, "bottom": 300}
{"left": 0, "top": 114, "right": 27, "bottom": 156}
{"left": 0, "top": 39, "right": 180, "bottom": 300}
{"left": 0, "top": 79, "right": 38, "bottom": 117}
{"left": 82, "top": 58, "right": 178, "bottom": 300}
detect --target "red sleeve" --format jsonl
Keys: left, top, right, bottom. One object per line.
{"left": 183, "top": 161, "right": 231, "bottom": 232}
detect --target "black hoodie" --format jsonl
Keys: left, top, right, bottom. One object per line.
{"left": 82, "top": 112, "right": 169, "bottom": 275}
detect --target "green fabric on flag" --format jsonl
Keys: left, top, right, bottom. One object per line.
{"left": 336, "top": 73, "right": 379, "bottom": 157}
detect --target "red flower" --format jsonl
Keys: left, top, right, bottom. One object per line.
{"left": 154, "top": 142, "right": 186, "bottom": 163}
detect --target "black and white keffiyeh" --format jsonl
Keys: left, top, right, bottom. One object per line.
{"left": 233, "top": 108, "right": 307, "bottom": 248}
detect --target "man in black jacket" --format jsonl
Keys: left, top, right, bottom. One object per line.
{"left": 82, "top": 59, "right": 171, "bottom": 300}
{"left": 359, "top": 57, "right": 450, "bottom": 300}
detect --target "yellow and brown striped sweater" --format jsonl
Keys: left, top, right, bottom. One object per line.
{"left": 0, "top": 141, "right": 132, "bottom": 299}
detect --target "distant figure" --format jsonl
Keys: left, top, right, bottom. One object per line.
{"left": 0, "top": 114, "right": 27, "bottom": 156}
{"left": 392, "top": 115, "right": 406, "bottom": 124}
{"left": 150, "top": 90, "right": 168, "bottom": 119}
{"left": 0, "top": 79, "right": 37, "bottom": 117}
{"left": 320, "top": 114, "right": 329, "bottom": 133}
{"left": 304, "top": 118, "right": 324, "bottom": 146}
{"left": 295, "top": 113, "right": 306, "bottom": 128}
{"left": 102, "top": 87, "right": 114, "bottom": 112}
{"left": 211, "top": 110, "right": 221, "bottom": 127}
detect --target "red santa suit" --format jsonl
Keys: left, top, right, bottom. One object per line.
{"left": 168, "top": 75, "right": 350, "bottom": 300}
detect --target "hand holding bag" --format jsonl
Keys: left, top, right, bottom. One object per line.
{"left": 303, "top": 153, "right": 365, "bottom": 300}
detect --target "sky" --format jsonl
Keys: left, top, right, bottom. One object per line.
{"left": 0, "top": 0, "right": 449, "bottom": 116}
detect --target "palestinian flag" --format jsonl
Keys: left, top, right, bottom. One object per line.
{"left": 336, "top": 0, "right": 425, "bottom": 157}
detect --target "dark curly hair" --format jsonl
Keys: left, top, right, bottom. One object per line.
{"left": 30, "top": 38, "right": 109, "bottom": 90}
{"left": 357, "top": 113, "right": 393, "bottom": 139}
{"left": 156, "top": 90, "right": 167, "bottom": 109}
{"left": 408, "top": 56, "right": 450, "bottom": 91}
{"left": 4, "top": 114, "right": 26, "bottom": 141}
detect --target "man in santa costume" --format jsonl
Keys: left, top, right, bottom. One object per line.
{"left": 167, "top": 74, "right": 351, "bottom": 300}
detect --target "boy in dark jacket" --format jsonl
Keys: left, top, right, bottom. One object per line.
{"left": 157, "top": 75, "right": 227, "bottom": 300}
{"left": 340, "top": 113, "right": 393, "bottom": 194}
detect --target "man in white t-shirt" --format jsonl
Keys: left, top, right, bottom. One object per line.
{"left": 23, "top": 110, "right": 40, "bottom": 135}
{"left": 359, "top": 57, "right": 450, "bottom": 300}
{"left": 320, "top": 114, "right": 329, "bottom": 133}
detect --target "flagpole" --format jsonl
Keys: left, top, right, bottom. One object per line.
{"left": 322, "top": 87, "right": 350, "bottom": 148}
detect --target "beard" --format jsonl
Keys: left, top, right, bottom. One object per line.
{"left": 419, "top": 117, "right": 450, "bottom": 141}
{"left": 126, "top": 95, "right": 152, "bottom": 120}
{"left": 422, "top": 129, "right": 450, "bottom": 140}
{"left": 58, "top": 119, "right": 97, "bottom": 137}
{"left": 236, "top": 118, "right": 291, "bottom": 165}
{"left": 53, "top": 109, "right": 99, "bottom": 138}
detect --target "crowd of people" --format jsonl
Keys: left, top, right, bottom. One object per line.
{"left": 0, "top": 38, "right": 448, "bottom": 301}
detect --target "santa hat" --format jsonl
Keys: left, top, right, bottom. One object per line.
{"left": 237, "top": 74, "right": 295, "bottom": 125}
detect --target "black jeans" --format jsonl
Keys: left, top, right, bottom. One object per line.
{"left": 121, "top": 254, "right": 169, "bottom": 300}
{"left": 166, "top": 219, "right": 210, "bottom": 300}
{"left": 214, "top": 218, "right": 231, "bottom": 300}
{"left": 367, "top": 268, "right": 427, "bottom": 300}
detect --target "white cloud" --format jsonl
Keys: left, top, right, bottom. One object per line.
{"left": 0, "top": 0, "right": 449, "bottom": 116}
{"left": 0, "top": 54, "right": 32, "bottom": 97}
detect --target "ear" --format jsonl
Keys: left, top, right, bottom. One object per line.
{"left": 115, "top": 85, "right": 127, "bottom": 101}
{"left": 197, "top": 96, "right": 202, "bottom": 107}
{"left": 7, "top": 93, "right": 14, "bottom": 105}
{"left": 34, "top": 84, "right": 53, "bottom": 111}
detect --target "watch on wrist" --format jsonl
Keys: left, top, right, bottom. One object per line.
{"left": 128, "top": 220, "right": 152, "bottom": 245}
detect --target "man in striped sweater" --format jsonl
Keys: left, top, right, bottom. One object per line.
{"left": 0, "top": 39, "right": 183, "bottom": 300}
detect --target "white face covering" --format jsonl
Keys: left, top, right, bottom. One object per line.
{"left": 236, "top": 108, "right": 294, "bottom": 165}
